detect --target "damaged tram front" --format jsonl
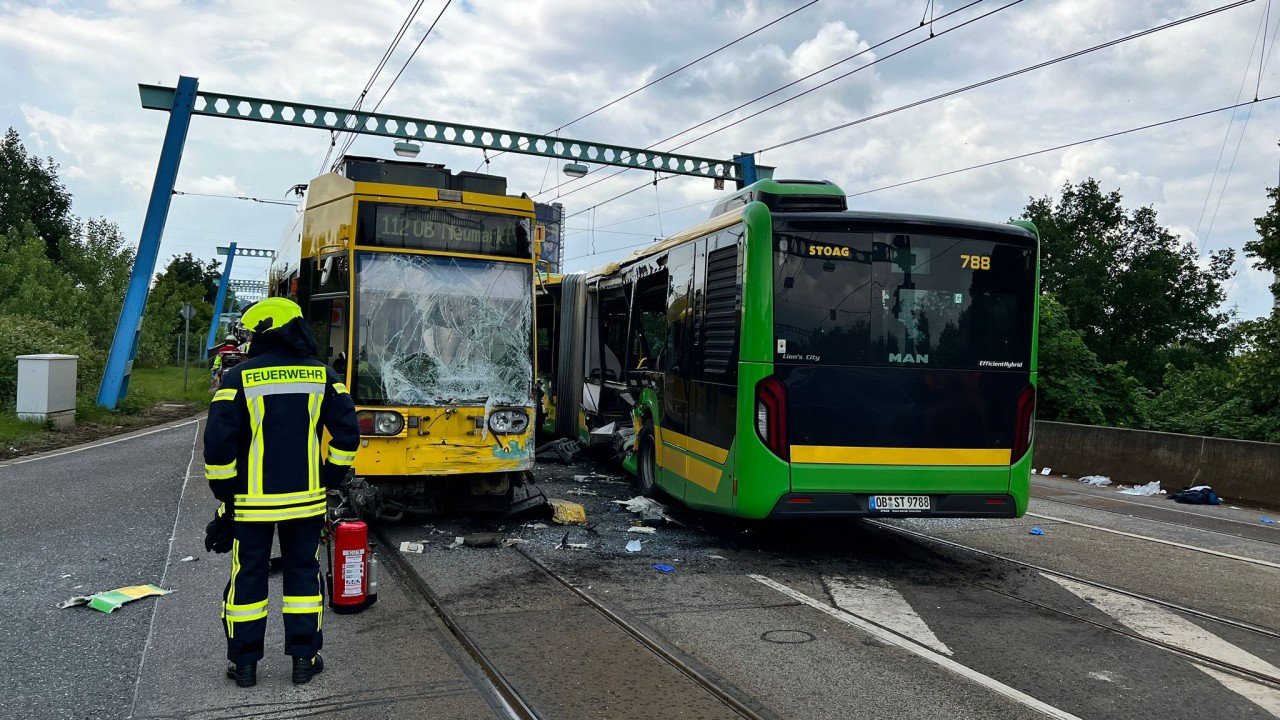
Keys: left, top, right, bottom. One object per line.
{"left": 273, "top": 156, "right": 537, "bottom": 517}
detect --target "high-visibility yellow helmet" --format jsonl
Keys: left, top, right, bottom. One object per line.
{"left": 240, "top": 297, "right": 303, "bottom": 334}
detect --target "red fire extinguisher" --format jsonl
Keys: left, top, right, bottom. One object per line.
{"left": 327, "top": 519, "right": 378, "bottom": 614}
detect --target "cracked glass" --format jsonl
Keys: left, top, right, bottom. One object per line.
{"left": 353, "top": 252, "right": 533, "bottom": 407}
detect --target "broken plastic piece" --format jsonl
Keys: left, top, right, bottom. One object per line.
{"left": 549, "top": 498, "right": 587, "bottom": 525}
{"left": 58, "top": 584, "right": 172, "bottom": 613}
{"left": 1261, "top": 518, "right": 1277, "bottom": 524}
{"left": 1118, "top": 481, "right": 1162, "bottom": 496}
{"left": 566, "top": 488, "right": 599, "bottom": 497}
{"left": 654, "top": 564, "right": 675, "bottom": 573}
{"left": 625, "top": 539, "right": 642, "bottom": 553}
{"left": 447, "top": 536, "right": 465, "bottom": 549}
{"left": 1040, "top": 467, "right": 1051, "bottom": 475}
{"left": 399, "top": 541, "right": 425, "bottom": 553}
{"left": 626, "top": 526, "right": 657, "bottom": 534}
{"left": 179, "top": 556, "right": 197, "bottom": 562}
{"left": 708, "top": 555, "right": 726, "bottom": 560}
{"left": 524, "top": 522, "right": 549, "bottom": 530}
{"left": 502, "top": 538, "right": 528, "bottom": 546}
{"left": 1080, "top": 476, "right": 1111, "bottom": 486}
{"left": 1029, "top": 527, "right": 1045, "bottom": 536}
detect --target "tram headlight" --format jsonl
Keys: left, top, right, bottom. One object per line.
{"left": 357, "top": 410, "right": 405, "bottom": 436}
{"left": 487, "top": 409, "right": 529, "bottom": 435}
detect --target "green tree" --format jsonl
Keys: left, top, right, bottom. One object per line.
{"left": 158, "top": 252, "right": 223, "bottom": 304}
{"left": 1244, "top": 185, "right": 1280, "bottom": 302}
{"left": 0, "top": 127, "right": 75, "bottom": 260}
{"left": 0, "top": 223, "right": 83, "bottom": 328}
{"left": 1037, "top": 293, "right": 1147, "bottom": 426}
{"left": 1022, "top": 179, "right": 1235, "bottom": 388}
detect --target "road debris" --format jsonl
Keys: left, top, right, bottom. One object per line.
{"left": 1079, "top": 476, "right": 1111, "bottom": 486}
{"left": 613, "top": 496, "right": 681, "bottom": 525}
{"left": 1029, "top": 527, "right": 1045, "bottom": 536}
{"left": 535, "top": 437, "right": 580, "bottom": 464}
{"left": 58, "top": 584, "right": 171, "bottom": 613}
{"left": 654, "top": 564, "right": 675, "bottom": 573}
{"left": 399, "top": 541, "right": 425, "bottom": 553}
{"left": 625, "top": 539, "right": 642, "bottom": 553}
{"left": 464, "top": 533, "right": 505, "bottom": 548}
{"left": 502, "top": 538, "right": 528, "bottom": 547}
{"left": 1118, "top": 481, "right": 1163, "bottom": 496}
{"left": 1261, "top": 518, "right": 1276, "bottom": 524}
{"left": 566, "top": 488, "right": 599, "bottom": 497}
{"left": 179, "top": 556, "right": 197, "bottom": 562}
{"left": 447, "top": 536, "right": 465, "bottom": 549}
{"left": 626, "top": 526, "right": 657, "bottom": 534}
{"left": 708, "top": 555, "right": 726, "bottom": 560}
{"left": 60, "top": 574, "right": 72, "bottom": 579}
{"left": 524, "top": 522, "right": 549, "bottom": 530}
{"left": 549, "top": 498, "right": 587, "bottom": 525}
{"left": 1168, "top": 486, "right": 1220, "bottom": 505}
{"left": 1040, "top": 467, "right": 1052, "bottom": 475}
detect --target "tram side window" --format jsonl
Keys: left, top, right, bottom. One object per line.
{"left": 594, "top": 292, "right": 628, "bottom": 382}
{"left": 307, "top": 298, "right": 350, "bottom": 372}
{"left": 699, "top": 230, "right": 742, "bottom": 381}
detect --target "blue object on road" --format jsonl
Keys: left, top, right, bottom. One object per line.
{"left": 1261, "top": 518, "right": 1276, "bottom": 524}
{"left": 1029, "top": 527, "right": 1045, "bottom": 536}
{"left": 654, "top": 564, "right": 675, "bottom": 573}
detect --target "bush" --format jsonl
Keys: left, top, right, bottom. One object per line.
{"left": 0, "top": 313, "right": 103, "bottom": 402}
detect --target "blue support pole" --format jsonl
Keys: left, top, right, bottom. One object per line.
{"left": 96, "top": 75, "right": 199, "bottom": 409}
{"left": 206, "top": 242, "right": 236, "bottom": 352}
{"left": 733, "top": 153, "right": 758, "bottom": 188}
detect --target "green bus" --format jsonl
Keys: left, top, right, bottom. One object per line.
{"left": 554, "top": 178, "right": 1040, "bottom": 519}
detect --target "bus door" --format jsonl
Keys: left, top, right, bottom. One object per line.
{"left": 661, "top": 243, "right": 696, "bottom": 499}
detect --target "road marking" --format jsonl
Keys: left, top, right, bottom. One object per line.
{"left": 824, "top": 575, "right": 953, "bottom": 655}
{"left": 1042, "top": 573, "right": 1280, "bottom": 681}
{"left": 1031, "top": 482, "right": 1279, "bottom": 530}
{"left": 1027, "top": 512, "right": 1280, "bottom": 570}
{"left": 0, "top": 418, "right": 200, "bottom": 467}
{"left": 130, "top": 419, "right": 199, "bottom": 718}
{"left": 750, "top": 574, "right": 1083, "bottom": 720}
{"left": 1195, "top": 665, "right": 1280, "bottom": 718}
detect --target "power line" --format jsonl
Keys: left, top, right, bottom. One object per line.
{"left": 172, "top": 191, "right": 298, "bottom": 207}
{"left": 321, "top": 1, "right": 428, "bottom": 172}
{"left": 478, "top": 0, "right": 823, "bottom": 171}
{"left": 334, "top": 0, "right": 453, "bottom": 163}
{"left": 535, "top": 0, "right": 988, "bottom": 200}
{"left": 846, "top": 94, "right": 1280, "bottom": 198}
{"left": 760, "top": 0, "right": 1257, "bottom": 153}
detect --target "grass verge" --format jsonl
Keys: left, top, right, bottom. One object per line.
{"left": 0, "top": 365, "right": 210, "bottom": 459}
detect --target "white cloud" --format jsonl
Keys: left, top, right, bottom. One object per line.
{"left": 0, "top": 0, "right": 1276, "bottom": 319}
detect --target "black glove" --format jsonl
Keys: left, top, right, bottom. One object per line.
{"left": 204, "top": 504, "right": 235, "bottom": 554}
{"left": 322, "top": 461, "right": 350, "bottom": 491}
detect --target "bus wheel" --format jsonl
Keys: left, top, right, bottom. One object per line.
{"left": 635, "top": 420, "right": 657, "bottom": 498}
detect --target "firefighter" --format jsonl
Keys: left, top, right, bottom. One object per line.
{"left": 210, "top": 334, "right": 242, "bottom": 387}
{"left": 203, "top": 297, "right": 359, "bottom": 688}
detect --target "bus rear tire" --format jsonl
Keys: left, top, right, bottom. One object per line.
{"left": 635, "top": 420, "right": 657, "bottom": 498}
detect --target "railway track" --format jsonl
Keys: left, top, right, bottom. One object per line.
{"left": 373, "top": 525, "right": 772, "bottom": 720}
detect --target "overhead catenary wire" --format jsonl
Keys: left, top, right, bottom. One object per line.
{"left": 321, "top": 1, "right": 428, "bottom": 172}
{"left": 846, "top": 94, "right": 1280, "bottom": 198}
{"left": 477, "top": 0, "right": 824, "bottom": 172}
{"left": 535, "top": 0, "right": 989, "bottom": 201}
{"left": 334, "top": 0, "right": 454, "bottom": 163}
{"left": 758, "top": 0, "right": 1258, "bottom": 154}
{"left": 172, "top": 191, "right": 298, "bottom": 207}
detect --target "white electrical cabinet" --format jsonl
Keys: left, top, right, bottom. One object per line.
{"left": 16, "top": 354, "right": 78, "bottom": 427}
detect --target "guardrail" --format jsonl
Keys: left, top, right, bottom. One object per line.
{"left": 1034, "top": 421, "right": 1280, "bottom": 510}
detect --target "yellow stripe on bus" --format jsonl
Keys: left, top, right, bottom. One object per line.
{"left": 790, "top": 446, "right": 1011, "bottom": 466}
{"left": 654, "top": 426, "right": 725, "bottom": 493}
{"left": 655, "top": 427, "right": 730, "bottom": 465}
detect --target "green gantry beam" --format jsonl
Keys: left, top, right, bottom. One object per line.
{"left": 139, "top": 84, "right": 745, "bottom": 182}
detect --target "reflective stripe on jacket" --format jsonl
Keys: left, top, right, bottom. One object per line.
{"left": 203, "top": 349, "right": 359, "bottom": 522}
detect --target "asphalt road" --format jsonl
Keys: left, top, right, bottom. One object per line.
{"left": 6, "top": 422, "right": 1278, "bottom": 719}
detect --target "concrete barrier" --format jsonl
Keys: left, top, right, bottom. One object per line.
{"left": 1033, "top": 421, "right": 1280, "bottom": 510}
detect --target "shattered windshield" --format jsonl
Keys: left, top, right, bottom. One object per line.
{"left": 353, "top": 252, "right": 533, "bottom": 406}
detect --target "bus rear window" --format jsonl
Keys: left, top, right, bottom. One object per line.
{"left": 773, "top": 224, "right": 1035, "bottom": 369}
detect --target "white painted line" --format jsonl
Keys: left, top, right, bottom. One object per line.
{"left": 0, "top": 418, "right": 200, "bottom": 467}
{"left": 1027, "top": 512, "right": 1280, "bottom": 570}
{"left": 1042, "top": 573, "right": 1280, "bottom": 681}
{"left": 130, "top": 419, "right": 200, "bottom": 719}
{"left": 750, "top": 574, "right": 1083, "bottom": 720}
{"left": 1195, "top": 665, "right": 1280, "bottom": 717}
{"left": 824, "top": 575, "right": 953, "bottom": 655}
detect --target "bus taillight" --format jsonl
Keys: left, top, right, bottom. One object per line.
{"left": 1012, "top": 384, "right": 1036, "bottom": 462}
{"left": 755, "top": 376, "right": 789, "bottom": 461}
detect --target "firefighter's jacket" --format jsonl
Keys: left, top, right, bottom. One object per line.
{"left": 203, "top": 346, "right": 359, "bottom": 523}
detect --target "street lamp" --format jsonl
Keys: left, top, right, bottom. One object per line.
{"left": 393, "top": 140, "right": 421, "bottom": 158}
{"left": 562, "top": 162, "right": 589, "bottom": 178}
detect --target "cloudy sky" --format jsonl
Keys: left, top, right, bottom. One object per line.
{"left": 2, "top": 0, "right": 1278, "bottom": 318}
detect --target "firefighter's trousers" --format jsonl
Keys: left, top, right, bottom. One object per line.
{"left": 222, "top": 515, "right": 324, "bottom": 665}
